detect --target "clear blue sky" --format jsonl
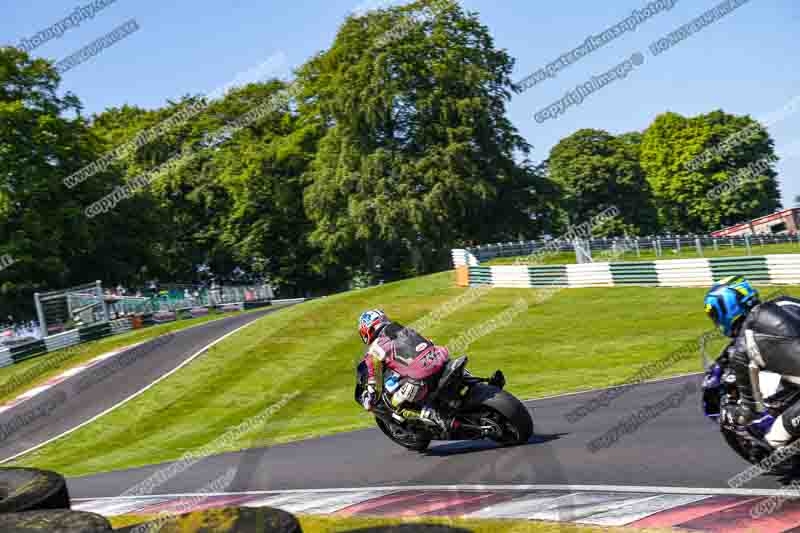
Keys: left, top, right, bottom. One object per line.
{"left": 4, "top": 0, "right": 798, "bottom": 212}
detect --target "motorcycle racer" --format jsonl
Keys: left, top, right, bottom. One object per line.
{"left": 357, "top": 309, "right": 454, "bottom": 433}
{"left": 704, "top": 275, "right": 800, "bottom": 448}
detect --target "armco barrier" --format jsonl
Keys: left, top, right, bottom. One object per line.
{"left": 0, "top": 349, "right": 11, "bottom": 367}
{"left": 243, "top": 300, "right": 272, "bottom": 310}
{"left": 454, "top": 253, "right": 800, "bottom": 288}
{"left": 153, "top": 311, "right": 178, "bottom": 323}
{"left": 109, "top": 317, "right": 134, "bottom": 335}
{"left": 190, "top": 307, "right": 210, "bottom": 318}
{"left": 43, "top": 330, "right": 81, "bottom": 353}
{"left": 9, "top": 340, "right": 48, "bottom": 365}
{"left": 78, "top": 322, "right": 112, "bottom": 343}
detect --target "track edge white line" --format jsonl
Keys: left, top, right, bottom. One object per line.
{"left": 0, "top": 311, "right": 274, "bottom": 464}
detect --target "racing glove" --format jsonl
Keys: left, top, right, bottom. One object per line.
{"left": 361, "top": 384, "right": 376, "bottom": 411}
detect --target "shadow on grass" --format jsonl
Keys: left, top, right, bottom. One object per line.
{"left": 420, "top": 433, "right": 567, "bottom": 457}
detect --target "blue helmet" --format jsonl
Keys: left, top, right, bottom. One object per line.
{"left": 704, "top": 275, "right": 760, "bottom": 337}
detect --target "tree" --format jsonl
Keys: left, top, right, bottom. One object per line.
{"left": 641, "top": 110, "right": 782, "bottom": 233}
{"left": 213, "top": 82, "right": 331, "bottom": 293}
{"left": 86, "top": 103, "right": 180, "bottom": 284}
{"left": 0, "top": 47, "right": 156, "bottom": 317}
{"left": 547, "top": 129, "right": 658, "bottom": 236}
{"left": 92, "top": 80, "right": 334, "bottom": 294}
{"left": 297, "top": 0, "right": 551, "bottom": 278}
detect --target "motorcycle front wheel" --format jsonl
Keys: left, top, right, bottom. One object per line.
{"left": 721, "top": 426, "right": 800, "bottom": 475}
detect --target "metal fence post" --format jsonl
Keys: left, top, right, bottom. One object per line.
{"left": 713, "top": 238, "right": 718, "bottom": 251}
{"left": 635, "top": 239, "right": 640, "bottom": 258}
{"left": 34, "top": 292, "right": 47, "bottom": 338}
{"left": 96, "top": 280, "right": 110, "bottom": 322}
{"left": 696, "top": 237, "right": 703, "bottom": 257}
{"left": 745, "top": 234, "right": 752, "bottom": 256}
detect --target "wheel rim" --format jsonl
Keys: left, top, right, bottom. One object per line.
{"left": 477, "top": 407, "right": 520, "bottom": 444}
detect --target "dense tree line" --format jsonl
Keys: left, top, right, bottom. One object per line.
{"left": 0, "top": 0, "right": 784, "bottom": 318}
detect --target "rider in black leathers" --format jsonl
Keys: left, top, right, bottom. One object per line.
{"left": 707, "top": 276, "right": 800, "bottom": 448}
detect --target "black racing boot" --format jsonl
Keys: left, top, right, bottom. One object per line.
{"left": 766, "top": 401, "right": 800, "bottom": 449}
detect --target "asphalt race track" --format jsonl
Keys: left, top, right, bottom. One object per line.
{"left": 0, "top": 305, "right": 294, "bottom": 463}
{"left": 7, "top": 315, "right": 798, "bottom": 529}
{"left": 67, "top": 373, "right": 788, "bottom": 499}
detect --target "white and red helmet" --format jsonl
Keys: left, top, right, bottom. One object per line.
{"left": 358, "top": 309, "right": 389, "bottom": 345}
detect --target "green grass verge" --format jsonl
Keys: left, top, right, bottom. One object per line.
{"left": 295, "top": 515, "right": 677, "bottom": 532}
{"left": 485, "top": 241, "right": 800, "bottom": 265}
{"left": 0, "top": 307, "right": 268, "bottom": 405}
{"left": 11, "top": 273, "right": 800, "bottom": 477}
{"left": 109, "top": 512, "right": 676, "bottom": 532}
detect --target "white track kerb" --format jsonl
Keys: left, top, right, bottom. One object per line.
{"left": 0, "top": 317, "right": 266, "bottom": 464}
{"left": 72, "top": 483, "right": 800, "bottom": 500}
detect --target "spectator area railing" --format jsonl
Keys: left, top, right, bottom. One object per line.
{"left": 0, "top": 297, "right": 283, "bottom": 370}
{"left": 459, "top": 233, "right": 800, "bottom": 264}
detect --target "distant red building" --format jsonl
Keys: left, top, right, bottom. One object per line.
{"left": 711, "top": 208, "right": 800, "bottom": 237}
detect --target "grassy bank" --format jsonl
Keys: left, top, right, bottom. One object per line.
{"left": 0, "top": 306, "right": 270, "bottom": 405}
{"left": 12, "top": 272, "right": 799, "bottom": 476}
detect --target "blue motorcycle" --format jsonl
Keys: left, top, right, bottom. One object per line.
{"left": 702, "top": 350, "right": 800, "bottom": 473}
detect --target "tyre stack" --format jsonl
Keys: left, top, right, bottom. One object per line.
{"left": 0, "top": 467, "right": 111, "bottom": 532}
{"left": 0, "top": 468, "right": 307, "bottom": 532}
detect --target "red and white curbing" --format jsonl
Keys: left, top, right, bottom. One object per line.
{"left": 0, "top": 305, "right": 291, "bottom": 429}
{"left": 72, "top": 485, "right": 800, "bottom": 531}
{"left": 0, "top": 344, "right": 142, "bottom": 415}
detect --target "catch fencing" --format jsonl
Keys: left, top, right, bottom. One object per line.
{"left": 115, "top": 285, "right": 274, "bottom": 314}
{"left": 460, "top": 233, "right": 800, "bottom": 265}
{"left": 34, "top": 281, "right": 274, "bottom": 338}
{"left": 0, "top": 297, "right": 289, "bottom": 370}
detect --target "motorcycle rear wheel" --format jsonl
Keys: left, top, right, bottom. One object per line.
{"left": 375, "top": 417, "right": 432, "bottom": 452}
{"left": 475, "top": 389, "right": 533, "bottom": 445}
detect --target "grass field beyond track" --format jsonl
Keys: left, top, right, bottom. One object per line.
{"left": 11, "top": 273, "right": 799, "bottom": 476}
